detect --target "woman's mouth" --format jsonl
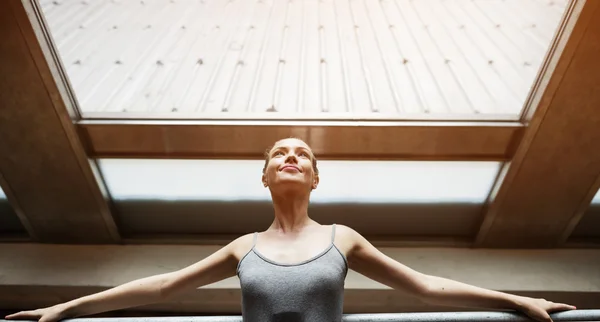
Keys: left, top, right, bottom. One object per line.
{"left": 280, "top": 165, "right": 301, "bottom": 172}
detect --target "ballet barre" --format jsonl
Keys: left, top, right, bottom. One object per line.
{"left": 3, "top": 309, "right": 599, "bottom": 322}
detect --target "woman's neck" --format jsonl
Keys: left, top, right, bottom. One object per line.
{"left": 269, "top": 192, "right": 315, "bottom": 233}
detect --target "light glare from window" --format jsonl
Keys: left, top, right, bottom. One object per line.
{"left": 592, "top": 189, "right": 600, "bottom": 205}
{"left": 98, "top": 159, "right": 500, "bottom": 203}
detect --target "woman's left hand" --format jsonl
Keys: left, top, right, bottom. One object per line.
{"left": 517, "top": 296, "right": 576, "bottom": 322}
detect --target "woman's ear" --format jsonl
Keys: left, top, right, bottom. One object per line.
{"left": 312, "top": 175, "right": 319, "bottom": 190}
{"left": 262, "top": 174, "right": 268, "bottom": 187}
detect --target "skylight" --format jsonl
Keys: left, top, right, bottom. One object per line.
{"left": 40, "top": 0, "right": 568, "bottom": 118}
{"left": 98, "top": 159, "right": 501, "bottom": 203}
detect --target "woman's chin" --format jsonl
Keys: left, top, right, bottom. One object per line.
{"left": 270, "top": 180, "right": 312, "bottom": 194}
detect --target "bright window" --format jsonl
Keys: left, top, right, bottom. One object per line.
{"left": 98, "top": 160, "right": 501, "bottom": 203}
{"left": 592, "top": 189, "right": 600, "bottom": 205}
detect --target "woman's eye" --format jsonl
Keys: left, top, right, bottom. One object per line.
{"left": 299, "top": 152, "right": 309, "bottom": 158}
{"left": 274, "top": 151, "right": 284, "bottom": 157}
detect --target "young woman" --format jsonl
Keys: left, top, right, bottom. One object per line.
{"left": 6, "top": 138, "right": 575, "bottom": 322}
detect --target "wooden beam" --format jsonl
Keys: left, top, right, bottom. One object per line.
{"left": 121, "top": 234, "right": 473, "bottom": 248}
{"left": 0, "top": 0, "right": 120, "bottom": 243}
{"left": 78, "top": 120, "right": 523, "bottom": 161}
{"left": 569, "top": 201, "right": 600, "bottom": 244}
{"left": 476, "top": 0, "right": 600, "bottom": 248}
{"left": 112, "top": 201, "right": 484, "bottom": 245}
{"left": 0, "top": 172, "right": 36, "bottom": 239}
{"left": 1, "top": 244, "right": 599, "bottom": 313}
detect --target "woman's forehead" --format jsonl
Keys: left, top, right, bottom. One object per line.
{"left": 272, "top": 138, "right": 311, "bottom": 151}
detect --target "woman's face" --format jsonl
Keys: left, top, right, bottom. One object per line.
{"left": 262, "top": 138, "right": 319, "bottom": 193}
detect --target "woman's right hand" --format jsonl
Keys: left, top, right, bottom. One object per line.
{"left": 5, "top": 304, "right": 68, "bottom": 322}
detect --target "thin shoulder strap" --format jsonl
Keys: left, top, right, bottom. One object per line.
{"left": 252, "top": 232, "right": 258, "bottom": 248}
{"left": 331, "top": 224, "right": 337, "bottom": 244}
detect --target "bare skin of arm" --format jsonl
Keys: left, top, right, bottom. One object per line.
{"left": 4, "top": 234, "right": 254, "bottom": 322}
{"left": 336, "top": 225, "right": 575, "bottom": 322}
{"left": 7, "top": 226, "right": 576, "bottom": 322}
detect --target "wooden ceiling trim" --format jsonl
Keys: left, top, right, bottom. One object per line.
{"left": 560, "top": 174, "right": 600, "bottom": 243}
{"left": 475, "top": 0, "right": 600, "bottom": 248}
{"left": 120, "top": 234, "right": 473, "bottom": 248}
{"left": 78, "top": 120, "right": 524, "bottom": 161}
{"left": 16, "top": 0, "right": 81, "bottom": 120}
{"left": 520, "top": 0, "right": 588, "bottom": 122}
{"left": 0, "top": 0, "right": 120, "bottom": 243}
{"left": 0, "top": 172, "right": 38, "bottom": 240}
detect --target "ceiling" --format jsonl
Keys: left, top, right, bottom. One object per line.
{"left": 0, "top": 0, "right": 599, "bottom": 249}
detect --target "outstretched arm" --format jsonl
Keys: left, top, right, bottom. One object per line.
{"left": 5, "top": 234, "right": 252, "bottom": 322}
{"left": 341, "top": 225, "right": 575, "bottom": 322}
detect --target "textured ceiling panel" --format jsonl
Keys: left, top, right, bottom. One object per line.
{"left": 41, "top": 0, "right": 567, "bottom": 118}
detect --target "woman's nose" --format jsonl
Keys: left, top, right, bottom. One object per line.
{"left": 285, "top": 153, "right": 298, "bottom": 162}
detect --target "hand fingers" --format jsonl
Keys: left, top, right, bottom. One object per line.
{"left": 548, "top": 302, "right": 577, "bottom": 312}
{"left": 5, "top": 311, "right": 41, "bottom": 320}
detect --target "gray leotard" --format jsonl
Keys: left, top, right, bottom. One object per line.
{"left": 237, "top": 224, "right": 348, "bottom": 322}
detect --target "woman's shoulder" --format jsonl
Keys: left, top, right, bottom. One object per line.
{"left": 331, "top": 224, "right": 363, "bottom": 257}
{"left": 333, "top": 224, "right": 361, "bottom": 239}
{"left": 229, "top": 233, "right": 256, "bottom": 262}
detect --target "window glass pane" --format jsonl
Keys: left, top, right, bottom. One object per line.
{"left": 98, "top": 159, "right": 501, "bottom": 203}
{"left": 40, "top": 0, "right": 569, "bottom": 119}
{"left": 592, "top": 189, "right": 600, "bottom": 205}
